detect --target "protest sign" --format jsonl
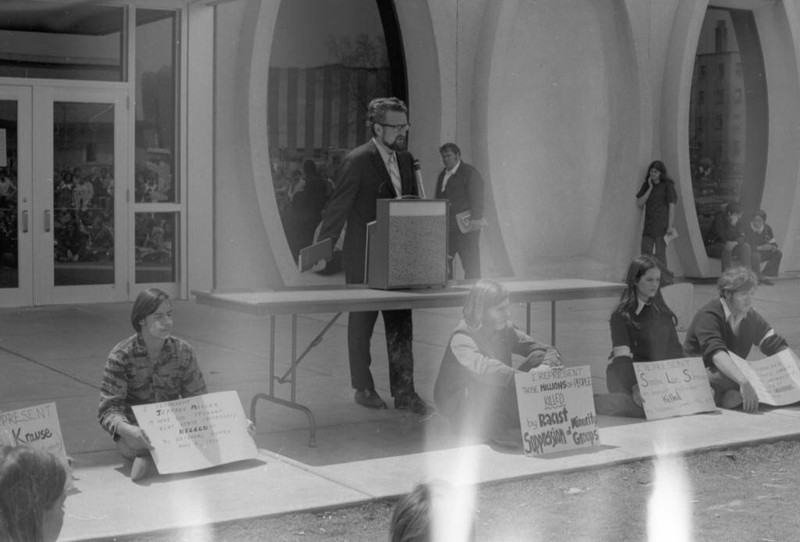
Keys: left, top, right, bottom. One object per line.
{"left": 634, "top": 357, "right": 716, "bottom": 420}
{"left": 132, "top": 391, "right": 257, "bottom": 475}
{"left": 514, "top": 365, "right": 599, "bottom": 457}
{"left": 0, "top": 402, "right": 68, "bottom": 463}
{"left": 729, "top": 350, "right": 800, "bottom": 406}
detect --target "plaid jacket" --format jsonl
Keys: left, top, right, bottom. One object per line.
{"left": 98, "top": 333, "right": 207, "bottom": 437}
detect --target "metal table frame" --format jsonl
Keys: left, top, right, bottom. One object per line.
{"left": 193, "top": 279, "right": 623, "bottom": 447}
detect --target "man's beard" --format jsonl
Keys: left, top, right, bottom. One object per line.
{"left": 386, "top": 136, "right": 406, "bottom": 151}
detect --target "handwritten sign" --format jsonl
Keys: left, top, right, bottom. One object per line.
{"left": 514, "top": 365, "right": 599, "bottom": 457}
{"left": 0, "top": 402, "right": 68, "bottom": 463}
{"left": 634, "top": 357, "right": 716, "bottom": 420}
{"left": 730, "top": 350, "right": 800, "bottom": 406}
{"left": 132, "top": 391, "right": 257, "bottom": 475}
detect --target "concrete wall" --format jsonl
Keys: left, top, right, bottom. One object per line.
{"left": 211, "top": 0, "right": 800, "bottom": 290}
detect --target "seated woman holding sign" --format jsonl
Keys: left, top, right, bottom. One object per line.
{"left": 98, "top": 288, "right": 208, "bottom": 481}
{"left": 684, "top": 267, "right": 788, "bottom": 412}
{"left": 434, "top": 279, "right": 563, "bottom": 451}
{"left": 595, "top": 255, "right": 683, "bottom": 417}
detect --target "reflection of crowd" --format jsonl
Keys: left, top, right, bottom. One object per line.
{"left": 53, "top": 166, "right": 115, "bottom": 263}
{"left": 134, "top": 160, "right": 173, "bottom": 203}
{"left": 274, "top": 159, "right": 333, "bottom": 260}
{"left": 135, "top": 214, "right": 173, "bottom": 265}
{"left": 0, "top": 168, "right": 18, "bottom": 267}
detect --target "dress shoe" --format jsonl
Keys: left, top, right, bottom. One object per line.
{"left": 130, "top": 455, "right": 154, "bottom": 482}
{"left": 394, "top": 392, "right": 431, "bottom": 415}
{"left": 354, "top": 389, "right": 387, "bottom": 409}
{"left": 758, "top": 277, "right": 774, "bottom": 286}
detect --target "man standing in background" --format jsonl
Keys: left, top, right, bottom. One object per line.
{"left": 435, "top": 143, "right": 485, "bottom": 280}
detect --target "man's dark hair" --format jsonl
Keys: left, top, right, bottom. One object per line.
{"left": 367, "top": 97, "right": 408, "bottom": 135}
{"left": 725, "top": 201, "right": 742, "bottom": 215}
{"left": 439, "top": 143, "right": 461, "bottom": 156}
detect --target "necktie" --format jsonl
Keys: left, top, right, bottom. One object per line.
{"left": 388, "top": 153, "right": 402, "bottom": 198}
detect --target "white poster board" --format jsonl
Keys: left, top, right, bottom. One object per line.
{"left": 132, "top": 391, "right": 258, "bottom": 475}
{"left": 634, "top": 357, "right": 716, "bottom": 420}
{"left": 514, "top": 365, "right": 599, "bottom": 457}
{"left": 729, "top": 350, "right": 800, "bottom": 406}
{"left": 0, "top": 402, "right": 68, "bottom": 464}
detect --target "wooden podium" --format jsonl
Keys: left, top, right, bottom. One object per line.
{"left": 367, "top": 199, "right": 448, "bottom": 289}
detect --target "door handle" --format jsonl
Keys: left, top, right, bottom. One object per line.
{"left": 22, "top": 210, "right": 28, "bottom": 233}
{"left": 44, "top": 210, "right": 51, "bottom": 232}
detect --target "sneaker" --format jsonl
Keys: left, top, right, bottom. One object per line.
{"left": 394, "top": 392, "right": 431, "bottom": 415}
{"left": 354, "top": 389, "right": 387, "bottom": 409}
{"left": 130, "top": 455, "right": 154, "bottom": 482}
{"left": 758, "top": 277, "right": 774, "bottom": 286}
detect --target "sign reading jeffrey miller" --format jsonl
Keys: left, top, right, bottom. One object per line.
{"left": 132, "top": 391, "right": 257, "bottom": 475}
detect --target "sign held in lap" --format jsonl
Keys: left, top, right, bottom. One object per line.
{"left": 729, "top": 350, "right": 800, "bottom": 406}
{"left": 515, "top": 365, "right": 599, "bottom": 457}
{"left": 634, "top": 357, "right": 716, "bottom": 420}
{"left": 132, "top": 391, "right": 258, "bottom": 475}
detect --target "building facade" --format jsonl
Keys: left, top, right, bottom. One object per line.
{"left": 1, "top": 0, "right": 799, "bottom": 307}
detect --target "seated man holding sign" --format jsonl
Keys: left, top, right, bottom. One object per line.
{"left": 595, "top": 256, "right": 684, "bottom": 417}
{"left": 98, "top": 288, "right": 208, "bottom": 481}
{"left": 684, "top": 267, "right": 789, "bottom": 412}
{"left": 434, "top": 279, "right": 563, "bottom": 451}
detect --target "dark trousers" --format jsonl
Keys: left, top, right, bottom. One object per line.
{"left": 448, "top": 229, "right": 481, "bottom": 280}
{"left": 348, "top": 309, "right": 414, "bottom": 397}
{"left": 756, "top": 248, "right": 782, "bottom": 277}
{"left": 706, "top": 241, "right": 760, "bottom": 274}
{"left": 439, "top": 382, "right": 521, "bottom": 442}
{"left": 641, "top": 234, "right": 667, "bottom": 269}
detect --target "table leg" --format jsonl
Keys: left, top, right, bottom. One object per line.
{"left": 551, "top": 300, "right": 557, "bottom": 345}
{"left": 526, "top": 302, "right": 531, "bottom": 335}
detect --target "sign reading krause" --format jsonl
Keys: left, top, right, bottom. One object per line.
{"left": 132, "top": 391, "right": 257, "bottom": 475}
{"left": 0, "top": 402, "right": 68, "bottom": 464}
{"left": 634, "top": 357, "right": 716, "bottom": 420}
{"left": 514, "top": 365, "right": 599, "bottom": 457}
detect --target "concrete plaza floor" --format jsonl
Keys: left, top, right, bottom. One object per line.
{"left": 1, "top": 278, "right": 800, "bottom": 540}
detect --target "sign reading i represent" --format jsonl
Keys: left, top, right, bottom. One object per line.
{"left": 132, "top": 390, "right": 258, "bottom": 475}
{"left": 514, "top": 365, "right": 599, "bottom": 457}
{"left": 0, "top": 402, "right": 68, "bottom": 464}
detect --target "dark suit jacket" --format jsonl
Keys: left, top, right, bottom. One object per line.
{"left": 434, "top": 161, "right": 484, "bottom": 232}
{"left": 317, "top": 139, "right": 418, "bottom": 283}
{"left": 704, "top": 211, "right": 743, "bottom": 246}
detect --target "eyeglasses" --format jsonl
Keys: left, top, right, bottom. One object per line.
{"left": 378, "top": 123, "right": 410, "bottom": 131}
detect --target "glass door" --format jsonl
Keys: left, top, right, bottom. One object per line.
{"left": 32, "top": 86, "right": 129, "bottom": 305}
{"left": 0, "top": 87, "right": 32, "bottom": 306}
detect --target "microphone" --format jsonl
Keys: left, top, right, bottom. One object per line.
{"left": 413, "top": 159, "right": 426, "bottom": 199}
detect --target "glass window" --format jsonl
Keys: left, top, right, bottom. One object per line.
{"left": 689, "top": 8, "right": 766, "bottom": 236}
{"left": 135, "top": 9, "right": 178, "bottom": 204}
{"left": 135, "top": 212, "right": 177, "bottom": 283}
{"left": 0, "top": 3, "right": 124, "bottom": 81}
{"left": 268, "top": 0, "right": 404, "bottom": 262}
{"left": 0, "top": 101, "right": 18, "bottom": 288}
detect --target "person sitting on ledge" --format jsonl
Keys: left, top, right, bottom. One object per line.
{"left": 705, "top": 201, "right": 771, "bottom": 284}
{"left": 98, "top": 288, "right": 208, "bottom": 481}
{"left": 433, "top": 279, "right": 563, "bottom": 451}
{"left": 683, "top": 267, "right": 788, "bottom": 412}
{"left": 594, "top": 255, "right": 684, "bottom": 418}
{"left": 744, "top": 209, "right": 782, "bottom": 281}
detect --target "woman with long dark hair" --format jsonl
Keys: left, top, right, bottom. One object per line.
{"left": 596, "top": 255, "right": 683, "bottom": 417}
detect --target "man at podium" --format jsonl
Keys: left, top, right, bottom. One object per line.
{"left": 313, "top": 97, "right": 430, "bottom": 415}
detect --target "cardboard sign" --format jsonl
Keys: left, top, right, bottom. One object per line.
{"left": 132, "top": 391, "right": 257, "bottom": 475}
{"left": 730, "top": 350, "right": 800, "bottom": 406}
{"left": 515, "top": 365, "right": 599, "bottom": 457}
{"left": 634, "top": 357, "right": 716, "bottom": 420}
{"left": 0, "top": 402, "right": 68, "bottom": 464}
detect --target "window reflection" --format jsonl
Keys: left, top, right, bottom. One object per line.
{"left": 135, "top": 212, "right": 176, "bottom": 283}
{"left": 0, "top": 2, "right": 124, "bottom": 81}
{"left": 135, "top": 9, "right": 177, "bottom": 203}
{"left": 0, "top": 101, "right": 18, "bottom": 288}
{"left": 268, "top": 0, "right": 399, "bottom": 261}
{"left": 689, "top": 8, "right": 765, "bottom": 235}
